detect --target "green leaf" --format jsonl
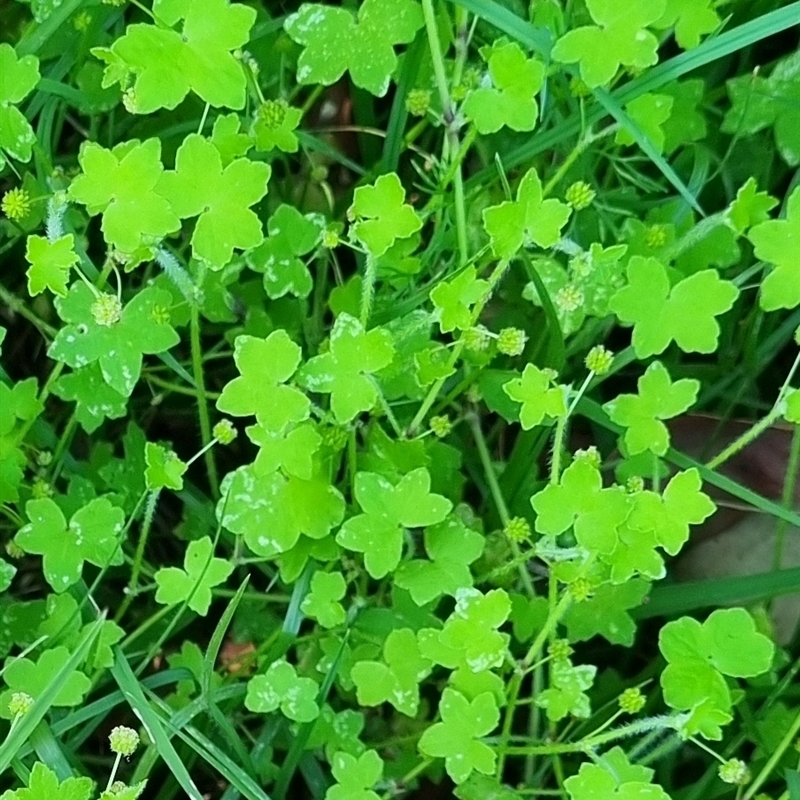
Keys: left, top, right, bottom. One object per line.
{"left": 216, "top": 331, "right": 310, "bottom": 431}
{"left": 563, "top": 580, "right": 650, "bottom": 645}
{"left": 351, "top": 628, "right": 432, "bottom": 716}
{"left": 0, "top": 44, "right": 40, "bottom": 168}
{"left": 247, "top": 204, "right": 324, "bottom": 299}
{"left": 661, "top": 79, "right": 707, "bottom": 154}
{"left": 418, "top": 689, "right": 500, "bottom": 785}
{"left": 615, "top": 93, "right": 674, "bottom": 154}
{"left": 610, "top": 256, "right": 739, "bottom": 358}
{"left": 52, "top": 364, "right": 128, "bottom": 434}
{"left": 252, "top": 99, "right": 302, "bottom": 153}
{"left": 531, "top": 457, "right": 630, "bottom": 555}
{"left": 565, "top": 747, "right": 670, "bottom": 800}
{"left": 67, "top": 139, "right": 181, "bottom": 254}
{"left": 503, "top": 364, "right": 567, "bottom": 430}
{"left": 157, "top": 133, "right": 271, "bottom": 267}
{"left": 551, "top": 0, "right": 666, "bottom": 87}
{"left": 301, "top": 571, "right": 347, "bottom": 628}
{"left": 325, "top": 750, "right": 383, "bottom": 800}
{"left": 285, "top": 0, "right": 423, "bottom": 96}
{"left": 211, "top": 112, "right": 253, "bottom": 164}
{"left": 535, "top": 658, "right": 596, "bottom": 721}
{"left": 728, "top": 177, "right": 778, "bottom": 236}
{"left": 748, "top": 186, "right": 800, "bottom": 311}
{"left": 247, "top": 421, "right": 322, "bottom": 480}
{"left": 430, "top": 267, "right": 489, "bottom": 334}
{"left": 145, "top": 442, "right": 188, "bottom": 491}
{"left": 245, "top": 659, "right": 319, "bottom": 722}
{"left": 25, "top": 234, "right": 79, "bottom": 297}
{"left": 1, "top": 761, "right": 93, "bottom": 800}
{"left": 653, "top": 0, "right": 721, "bottom": 49}
{"left": 92, "top": 0, "right": 256, "bottom": 113}
{"left": 483, "top": 167, "right": 571, "bottom": 259}
{"left": 603, "top": 361, "right": 699, "bottom": 456}
{"left": 49, "top": 283, "right": 180, "bottom": 397}
{"left": 784, "top": 389, "right": 800, "bottom": 424}
{"left": 394, "top": 515, "right": 484, "bottom": 605}
{"left": 1, "top": 647, "right": 91, "bottom": 717}
{"left": 660, "top": 608, "right": 774, "bottom": 739}
{"left": 154, "top": 536, "right": 233, "bottom": 616}
{"left": 99, "top": 781, "right": 147, "bottom": 800}
{"left": 219, "top": 464, "right": 345, "bottom": 557}
{"left": 298, "top": 313, "right": 394, "bottom": 424}
{"left": 337, "top": 467, "right": 451, "bottom": 578}
{"left": 15, "top": 497, "right": 125, "bottom": 592}
{"left": 349, "top": 172, "right": 422, "bottom": 257}
{"left": 722, "top": 51, "right": 800, "bottom": 167}
{"left": 463, "top": 40, "right": 545, "bottom": 134}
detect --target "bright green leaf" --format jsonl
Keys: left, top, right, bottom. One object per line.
{"left": 245, "top": 659, "right": 319, "bottom": 722}
{"left": 25, "top": 234, "right": 79, "bottom": 297}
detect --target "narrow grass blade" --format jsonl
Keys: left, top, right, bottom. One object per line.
{"left": 110, "top": 647, "right": 205, "bottom": 800}
{"left": 634, "top": 567, "right": 800, "bottom": 619}
{"left": 203, "top": 575, "right": 250, "bottom": 696}
{"left": 448, "top": 0, "right": 552, "bottom": 55}
{"left": 0, "top": 615, "right": 104, "bottom": 775}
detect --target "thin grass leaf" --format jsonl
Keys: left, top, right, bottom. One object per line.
{"left": 634, "top": 567, "right": 800, "bottom": 619}
{"left": 110, "top": 646, "right": 205, "bottom": 800}
{"left": 0, "top": 617, "right": 103, "bottom": 775}
{"left": 29, "top": 722, "right": 75, "bottom": 781}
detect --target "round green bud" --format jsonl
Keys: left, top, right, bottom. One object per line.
{"left": 565, "top": 181, "right": 596, "bottom": 210}
{"left": 150, "top": 304, "right": 170, "bottom": 326}
{"left": 36, "top": 450, "right": 53, "bottom": 467}
{"left": 463, "top": 325, "right": 490, "bottom": 352}
{"left": 213, "top": 419, "right": 237, "bottom": 445}
{"left": 258, "top": 98, "right": 288, "bottom": 130}
{"left": 569, "top": 576, "right": 594, "bottom": 602}
{"left": 31, "top": 477, "right": 54, "bottom": 499}
{"left": 548, "top": 639, "right": 573, "bottom": 661}
{"left": 8, "top": 692, "right": 34, "bottom": 717}
{"left": 430, "top": 415, "right": 452, "bottom": 438}
{"left": 91, "top": 293, "right": 122, "bottom": 327}
{"left": 406, "top": 88, "right": 431, "bottom": 117}
{"left": 554, "top": 284, "right": 583, "bottom": 314}
{"left": 322, "top": 228, "right": 340, "bottom": 249}
{"left": 618, "top": 687, "right": 646, "bottom": 714}
{"left": 1, "top": 188, "right": 32, "bottom": 221}
{"left": 503, "top": 516, "right": 531, "bottom": 543}
{"left": 644, "top": 224, "right": 668, "bottom": 249}
{"left": 310, "top": 164, "right": 329, "bottom": 183}
{"left": 575, "top": 446, "right": 601, "bottom": 470}
{"left": 718, "top": 758, "right": 750, "bottom": 786}
{"left": 321, "top": 425, "right": 349, "bottom": 451}
{"left": 496, "top": 327, "right": 528, "bottom": 357}
{"left": 109, "top": 725, "right": 140, "bottom": 757}
{"left": 584, "top": 345, "right": 614, "bottom": 375}
{"left": 626, "top": 475, "right": 645, "bottom": 494}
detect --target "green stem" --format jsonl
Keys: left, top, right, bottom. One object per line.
{"left": 360, "top": 254, "right": 378, "bottom": 326}
{"left": 705, "top": 406, "right": 782, "bottom": 471}
{"left": 190, "top": 305, "right": 219, "bottom": 498}
{"left": 774, "top": 426, "right": 800, "bottom": 571}
{"left": 115, "top": 491, "right": 159, "bottom": 623}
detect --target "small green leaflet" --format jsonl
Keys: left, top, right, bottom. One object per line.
{"left": 722, "top": 51, "right": 800, "bottom": 167}
{"left": 49, "top": 283, "right": 179, "bottom": 397}
{"left": 216, "top": 331, "right": 310, "bottom": 431}
{"left": 67, "top": 138, "right": 181, "bottom": 255}
{"left": 463, "top": 41, "right": 545, "bottom": 134}
{"left": 610, "top": 256, "right": 739, "bottom": 358}
{"left": 157, "top": 133, "right": 270, "bottom": 267}
{"left": 325, "top": 750, "right": 384, "bottom": 800}
{"left": 653, "top": 0, "right": 721, "bottom": 50}
{"left": 15, "top": 497, "right": 125, "bottom": 592}
{"left": 532, "top": 457, "right": 629, "bottom": 555}
{"left": 394, "top": 515, "right": 484, "bottom": 605}
{"left": 252, "top": 99, "right": 302, "bottom": 153}
{"left": 0, "top": 378, "right": 42, "bottom": 504}
{"left": 660, "top": 608, "right": 774, "bottom": 740}
{"left": 615, "top": 94, "right": 674, "bottom": 155}
{"left": 503, "top": 365, "right": 567, "bottom": 430}
{"left": 563, "top": 580, "right": 650, "bottom": 646}
{"left": 154, "top": 536, "right": 233, "bottom": 616}
{"left": 748, "top": 186, "right": 800, "bottom": 311}
{"left": 351, "top": 628, "right": 432, "bottom": 716}
{"left": 603, "top": 361, "right": 699, "bottom": 456}
{"left": 92, "top": 0, "right": 256, "bottom": 113}
{"left": 483, "top": 167, "right": 571, "bottom": 259}
{"left": 301, "top": 571, "right": 347, "bottom": 628}
{"left": 219, "top": 464, "right": 345, "bottom": 557}
{"left": 336, "top": 467, "right": 451, "bottom": 578}
{"left": 0, "top": 44, "right": 40, "bottom": 170}
{"left": 52, "top": 364, "right": 128, "bottom": 434}
{"left": 247, "top": 421, "right": 321, "bottom": 480}
{"left": 418, "top": 689, "right": 500, "bottom": 785}
{"left": 551, "top": 0, "right": 666, "bottom": 87}
{"left": 245, "top": 659, "right": 319, "bottom": 722}
{"left": 0, "top": 761, "right": 93, "bottom": 800}
{"left": 535, "top": 658, "right": 596, "bottom": 721}
{"left": 286, "top": 0, "right": 423, "bottom": 97}
{"left": 144, "top": 444, "right": 187, "bottom": 494}
{"left": 728, "top": 177, "right": 778, "bottom": 235}
{"left": 0, "top": 646, "right": 91, "bottom": 716}
{"left": 661, "top": 79, "right": 707, "bottom": 155}
{"left": 349, "top": 172, "right": 422, "bottom": 257}
{"left": 246, "top": 204, "right": 324, "bottom": 299}
{"left": 25, "top": 234, "right": 79, "bottom": 297}
{"left": 430, "top": 267, "right": 489, "bottom": 334}
{"left": 298, "top": 313, "right": 394, "bottom": 424}
{"left": 565, "top": 747, "right": 670, "bottom": 800}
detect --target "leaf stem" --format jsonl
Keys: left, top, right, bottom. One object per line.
{"left": 190, "top": 304, "right": 219, "bottom": 498}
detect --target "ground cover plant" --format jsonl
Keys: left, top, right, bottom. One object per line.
{"left": 1, "top": 0, "right": 800, "bottom": 798}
